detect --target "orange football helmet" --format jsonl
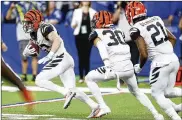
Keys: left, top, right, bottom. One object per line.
{"left": 125, "top": 1, "right": 147, "bottom": 25}
{"left": 22, "top": 9, "right": 43, "bottom": 33}
{"left": 91, "top": 10, "right": 113, "bottom": 29}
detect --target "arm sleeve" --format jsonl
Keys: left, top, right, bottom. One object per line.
{"left": 96, "top": 40, "right": 109, "bottom": 63}
{"left": 40, "top": 24, "right": 54, "bottom": 38}
{"left": 129, "top": 27, "right": 141, "bottom": 41}
{"left": 88, "top": 31, "right": 98, "bottom": 44}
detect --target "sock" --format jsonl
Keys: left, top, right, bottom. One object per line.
{"left": 154, "top": 94, "right": 180, "bottom": 119}
{"left": 73, "top": 88, "right": 98, "bottom": 109}
{"left": 166, "top": 99, "right": 182, "bottom": 112}
{"left": 35, "top": 80, "right": 67, "bottom": 96}
{"left": 165, "top": 108, "right": 181, "bottom": 120}
{"left": 21, "top": 88, "right": 33, "bottom": 102}
{"left": 165, "top": 87, "right": 182, "bottom": 98}
{"left": 21, "top": 88, "right": 34, "bottom": 111}
{"left": 32, "top": 75, "right": 36, "bottom": 81}
{"left": 134, "top": 91, "right": 159, "bottom": 116}
{"left": 22, "top": 74, "right": 27, "bottom": 81}
{"left": 86, "top": 80, "right": 107, "bottom": 108}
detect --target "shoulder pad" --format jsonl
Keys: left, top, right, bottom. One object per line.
{"left": 88, "top": 31, "right": 98, "bottom": 44}
{"left": 40, "top": 23, "right": 54, "bottom": 37}
{"left": 129, "top": 27, "right": 140, "bottom": 41}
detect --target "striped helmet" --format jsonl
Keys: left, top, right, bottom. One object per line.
{"left": 125, "top": 1, "right": 147, "bottom": 25}
{"left": 22, "top": 9, "right": 43, "bottom": 33}
{"left": 91, "top": 10, "right": 113, "bottom": 29}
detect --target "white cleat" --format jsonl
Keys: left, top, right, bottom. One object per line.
{"left": 96, "top": 106, "right": 111, "bottom": 118}
{"left": 63, "top": 91, "right": 76, "bottom": 109}
{"left": 88, "top": 106, "right": 111, "bottom": 118}
{"left": 87, "top": 105, "right": 101, "bottom": 118}
{"left": 154, "top": 114, "right": 164, "bottom": 120}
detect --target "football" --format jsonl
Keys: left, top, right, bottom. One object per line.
{"left": 29, "top": 40, "right": 40, "bottom": 56}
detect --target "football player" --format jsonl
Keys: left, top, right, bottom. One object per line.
{"left": 85, "top": 10, "right": 163, "bottom": 119}
{"left": 1, "top": 40, "right": 33, "bottom": 111}
{"left": 126, "top": 2, "right": 182, "bottom": 120}
{"left": 22, "top": 9, "right": 99, "bottom": 116}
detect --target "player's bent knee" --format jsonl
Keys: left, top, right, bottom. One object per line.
{"left": 164, "top": 90, "right": 173, "bottom": 98}
{"left": 35, "top": 75, "right": 43, "bottom": 87}
{"left": 85, "top": 71, "right": 94, "bottom": 83}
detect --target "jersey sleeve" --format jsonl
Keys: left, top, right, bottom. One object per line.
{"left": 88, "top": 31, "right": 98, "bottom": 44}
{"left": 40, "top": 24, "right": 54, "bottom": 38}
{"left": 129, "top": 27, "right": 141, "bottom": 41}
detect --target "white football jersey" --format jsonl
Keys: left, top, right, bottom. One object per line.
{"left": 90, "top": 27, "right": 131, "bottom": 63}
{"left": 130, "top": 16, "right": 178, "bottom": 65}
{"left": 30, "top": 22, "right": 66, "bottom": 57}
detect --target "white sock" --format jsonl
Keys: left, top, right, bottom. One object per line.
{"left": 165, "top": 87, "right": 182, "bottom": 98}
{"left": 134, "top": 91, "right": 159, "bottom": 116}
{"left": 165, "top": 108, "right": 181, "bottom": 120}
{"left": 154, "top": 94, "right": 180, "bottom": 119}
{"left": 35, "top": 80, "right": 67, "bottom": 95}
{"left": 86, "top": 80, "right": 107, "bottom": 108}
{"left": 73, "top": 88, "right": 98, "bottom": 109}
{"left": 166, "top": 99, "right": 181, "bottom": 112}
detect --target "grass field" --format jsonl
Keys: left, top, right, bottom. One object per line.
{"left": 2, "top": 76, "right": 182, "bottom": 120}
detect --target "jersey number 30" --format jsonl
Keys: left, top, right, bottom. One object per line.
{"left": 147, "top": 22, "right": 168, "bottom": 46}
{"left": 102, "top": 30, "right": 125, "bottom": 46}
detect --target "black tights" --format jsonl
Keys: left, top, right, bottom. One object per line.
{"left": 75, "top": 34, "right": 92, "bottom": 79}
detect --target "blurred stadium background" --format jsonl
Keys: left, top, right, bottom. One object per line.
{"left": 1, "top": 1, "right": 182, "bottom": 120}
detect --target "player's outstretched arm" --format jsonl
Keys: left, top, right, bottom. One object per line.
{"left": 166, "top": 28, "right": 176, "bottom": 47}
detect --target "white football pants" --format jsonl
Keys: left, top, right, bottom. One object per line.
{"left": 150, "top": 61, "right": 181, "bottom": 119}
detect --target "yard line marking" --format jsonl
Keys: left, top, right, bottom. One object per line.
{"left": 2, "top": 114, "right": 54, "bottom": 117}
{"left": 48, "top": 118, "right": 86, "bottom": 120}
{"left": 2, "top": 86, "right": 151, "bottom": 93}
{"left": 2, "top": 114, "right": 54, "bottom": 120}
{"left": 2, "top": 91, "right": 122, "bottom": 109}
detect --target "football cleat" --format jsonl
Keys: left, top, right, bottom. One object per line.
{"left": 87, "top": 106, "right": 111, "bottom": 118}
{"left": 87, "top": 105, "right": 100, "bottom": 118}
{"left": 63, "top": 91, "right": 76, "bottom": 109}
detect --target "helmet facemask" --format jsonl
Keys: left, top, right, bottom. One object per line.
{"left": 22, "top": 20, "right": 34, "bottom": 33}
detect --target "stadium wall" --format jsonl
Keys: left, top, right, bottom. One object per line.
{"left": 1, "top": 23, "right": 181, "bottom": 76}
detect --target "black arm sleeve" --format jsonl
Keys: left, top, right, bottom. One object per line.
{"left": 129, "top": 27, "right": 141, "bottom": 41}
{"left": 88, "top": 31, "right": 98, "bottom": 44}
{"left": 40, "top": 24, "right": 54, "bottom": 38}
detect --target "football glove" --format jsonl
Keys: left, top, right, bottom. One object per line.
{"left": 38, "top": 51, "right": 55, "bottom": 64}
{"left": 23, "top": 44, "right": 37, "bottom": 57}
{"left": 134, "top": 64, "right": 142, "bottom": 74}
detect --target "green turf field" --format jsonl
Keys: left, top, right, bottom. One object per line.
{"left": 2, "top": 76, "right": 182, "bottom": 120}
